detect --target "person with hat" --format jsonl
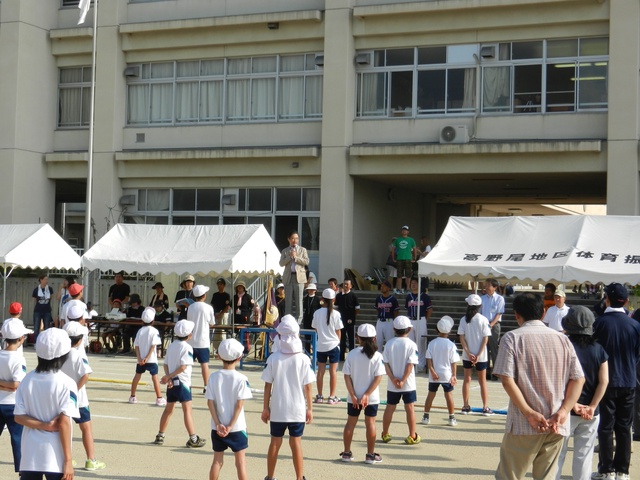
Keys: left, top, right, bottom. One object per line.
{"left": 555, "top": 306, "right": 609, "bottom": 480}
{"left": 457, "top": 294, "right": 493, "bottom": 417}
{"left": 302, "top": 283, "right": 322, "bottom": 330}
{"left": 59, "top": 282, "right": 86, "bottom": 330}
{"left": 154, "top": 319, "right": 207, "bottom": 448}
{"left": 392, "top": 226, "right": 417, "bottom": 295}
{"left": 122, "top": 293, "right": 145, "bottom": 354}
{"left": 205, "top": 338, "right": 252, "bottom": 480}
{"left": 55, "top": 275, "right": 75, "bottom": 328}
{"left": 32, "top": 274, "right": 54, "bottom": 340}
{"left": 542, "top": 289, "right": 570, "bottom": 332}
{"left": 61, "top": 321, "right": 107, "bottom": 471}
{"left": 187, "top": 285, "right": 215, "bottom": 393}
{"left": 153, "top": 299, "right": 174, "bottom": 357}
{"left": 14, "top": 328, "right": 79, "bottom": 479}
{"left": 279, "top": 230, "right": 309, "bottom": 325}
{"left": 149, "top": 282, "right": 169, "bottom": 311}
{"left": 108, "top": 271, "right": 130, "bottom": 309}
{"left": 592, "top": 283, "right": 640, "bottom": 480}
{"left": 311, "top": 288, "right": 344, "bottom": 405}
{"left": 374, "top": 280, "right": 400, "bottom": 351}
{"left": 261, "top": 314, "right": 316, "bottom": 480}
{"left": 275, "top": 283, "right": 286, "bottom": 319}
{"left": 233, "top": 282, "right": 255, "bottom": 326}
{"left": 340, "top": 323, "right": 385, "bottom": 464}
{"left": 129, "top": 307, "right": 165, "bottom": 406}
{"left": 493, "top": 293, "right": 584, "bottom": 480}
{"left": 336, "top": 278, "right": 361, "bottom": 362}
{"left": 422, "top": 316, "right": 461, "bottom": 427}
{"left": 380, "top": 315, "right": 421, "bottom": 445}
{"left": 0, "top": 319, "right": 31, "bottom": 473}
{"left": 4, "top": 303, "right": 25, "bottom": 353}
{"left": 175, "top": 274, "right": 195, "bottom": 320}
{"left": 211, "top": 278, "right": 231, "bottom": 325}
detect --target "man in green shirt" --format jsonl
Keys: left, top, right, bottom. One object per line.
{"left": 392, "top": 226, "right": 417, "bottom": 294}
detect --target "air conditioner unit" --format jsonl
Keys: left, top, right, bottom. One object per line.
{"left": 440, "top": 125, "right": 469, "bottom": 144}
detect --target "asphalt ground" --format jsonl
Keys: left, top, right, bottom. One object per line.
{"left": 0, "top": 347, "right": 637, "bottom": 480}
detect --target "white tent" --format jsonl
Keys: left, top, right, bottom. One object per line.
{"left": 0, "top": 224, "right": 81, "bottom": 313}
{"left": 418, "top": 215, "right": 640, "bottom": 285}
{"left": 81, "top": 224, "right": 283, "bottom": 277}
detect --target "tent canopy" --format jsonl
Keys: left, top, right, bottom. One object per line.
{"left": 81, "top": 224, "right": 284, "bottom": 277}
{"left": 418, "top": 215, "right": 640, "bottom": 285}
{"left": 0, "top": 224, "right": 81, "bottom": 271}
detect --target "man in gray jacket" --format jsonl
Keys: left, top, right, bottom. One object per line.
{"left": 279, "top": 230, "right": 309, "bottom": 324}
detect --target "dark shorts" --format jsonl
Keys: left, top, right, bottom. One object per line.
{"left": 317, "top": 346, "right": 340, "bottom": 364}
{"left": 386, "top": 390, "right": 417, "bottom": 405}
{"left": 462, "top": 360, "right": 489, "bottom": 371}
{"left": 192, "top": 347, "right": 210, "bottom": 364}
{"left": 135, "top": 363, "right": 159, "bottom": 375}
{"left": 20, "top": 473, "right": 64, "bottom": 480}
{"left": 270, "top": 421, "right": 305, "bottom": 438}
{"left": 211, "top": 430, "right": 248, "bottom": 452}
{"left": 396, "top": 260, "right": 413, "bottom": 278}
{"left": 73, "top": 406, "right": 91, "bottom": 424}
{"left": 428, "top": 382, "right": 454, "bottom": 393}
{"left": 347, "top": 403, "right": 379, "bottom": 417}
{"left": 166, "top": 383, "right": 192, "bottom": 403}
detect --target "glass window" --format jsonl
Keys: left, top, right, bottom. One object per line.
{"left": 196, "top": 216, "right": 219, "bottom": 225}
{"left": 138, "top": 189, "right": 169, "bottom": 211}
{"left": 177, "top": 62, "right": 199, "bottom": 78}
{"left": 578, "top": 61, "right": 608, "bottom": 109}
{"left": 547, "top": 39, "right": 578, "bottom": 58}
{"left": 251, "top": 78, "right": 276, "bottom": 120}
{"left": 196, "top": 189, "right": 220, "bottom": 211}
{"left": 150, "top": 83, "right": 173, "bottom": 123}
{"left": 58, "top": 67, "right": 92, "bottom": 128}
{"left": 146, "top": 216, "right": 169, "bottom": 225}
{"left": 302, "top": 189, "right": 320, "bottom": 211}
{"left": 252, "top": 56, "right": 277, "bottom": 73}
{"left": 580, "top": 37, "right": 609, "bottom": 56}
{"left": 389, "top": 71, "right": 413, "bottom": 115}
{"left": 447, "top": 68, "right": 475, "bottom": 112}
{"left": 482, "top": 66, "right": 511, "bottom": 112}
{"left": 223, "top": 216, "right": 246, "bottom": 225}
{"left": 357, "top": 72, "right": 386, "bottom": 117}
{"left": 277, "top": 188, "right": 301, "bottom": 211}
{"left": 418, "top": 46, "right": 446, "bottom": 65}
{"left": 172, "top": 216, "right": 195, "bottom": 225}
{"left": 281, "top": 55, "right": 305, "bottom": 72}
{"left": 417, "top": 70, "right": 445, "bottom": 114}
{"left": 386, "top": 48, "right": 414, "bottom": 66}
{"left": 247, "top": 189, "right": 272, "bottom": 211}
{"left": 127, "top": 84, "right": 149, "bottom": 124}
{"left": 512, "top": 41, "right": 543, "bottom": 59}
{"left": 173, "top": 190, "right": 196, "bottom": 211}
{"left": 200, "top": 60, "right": 224, "bottom": 76}
{"left": 513, "top": 65, "right": 542, "bottom": 113}
{"left": 447, "top": 44, "right": 477, "bottom": 63}
{"left": 546, "top": 63, "right": 575, "bottom": 111}
{"left": 248, "top": 216, "right": 272, "bottom": 232}
{"left": 301, "top": 217, "right": 320, "bottom": 251}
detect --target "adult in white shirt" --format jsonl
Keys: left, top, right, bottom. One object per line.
{"left": 542, "top": 289, "right": 569, "bottom": 332}
{"left": 187, "top": 285, "right": 215, "bottom": 392}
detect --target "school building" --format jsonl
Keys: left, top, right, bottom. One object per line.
{"left": 0, "top": 0, "right": 636, "bottom": 281}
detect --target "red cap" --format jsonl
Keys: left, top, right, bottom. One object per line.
{"left": 69, "top": 284, "right": 84, "bottom": 296}
{"left": 9, "top": 302, "right": 22, "bottom": 315}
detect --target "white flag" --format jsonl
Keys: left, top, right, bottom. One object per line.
{"left": 78, "top": 0, "right": 91, "bottom": 25}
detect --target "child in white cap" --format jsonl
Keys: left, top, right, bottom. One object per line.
{"left": 0, "top": 319, "right": 31, "bottom": 473}
{"left": 380, "top": 315, "right": 420, "bottom": 445}
{"left": 422, "top": 316, "right": 461, "bottom": 426}
{"left": 311, "top": 288, "right": 344, "bottom": 405}
{"left": 14, "top": 328, "right": 79, "bottom": 479}
{"left": 154, "top": 319, "right": 206, "bottom": 448}
{"left": 130, "top": 307, "right": 165, "bottom": 406}
{"left": 340, "top": 323, "right": 386, "bottom": 464}
{"left": 187, "top": 284, "right": 215, "bottom": 394}
{"left": 261, "top": 314, "right": 316, "bottom": 480}
{"left": 206, "top": 338, "right": 253, "bottom": 480}
{"left": 61, "top": 321, "right": 106, "bottom": 471}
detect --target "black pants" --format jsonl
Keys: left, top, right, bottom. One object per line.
{"left": 487, "top": 322, "right": 501, "bottom": 376}
{"left": 340, "top": 318, "right": 356, "bottom": 361}
{"left": 597, "top": 386, "right": 635, "bottom": 474}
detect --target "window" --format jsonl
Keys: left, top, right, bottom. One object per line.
{"left": 126, "top": 54, "right": 323, "bottom": 126}
{"left": 58, "top": 67, "right": 92, "bottom": 128}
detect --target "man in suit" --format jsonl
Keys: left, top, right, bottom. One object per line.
{"left": 279, "top": 230, "right": 309, "bottom": 325}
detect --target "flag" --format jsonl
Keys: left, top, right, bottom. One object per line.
{"left": 78, "top": 0, "right": 91, "bottom": 25}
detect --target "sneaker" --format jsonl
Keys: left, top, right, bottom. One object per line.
{"left": 85, "top": 459, "right": 106, "bottom": 471}
{"left": 263, "top": 477, "right": 277, "bottom": 480}
{"left": 203, "top": 388, "right": 207, "bottom": 395}
{"left": 591, "top": 474, "right": 615, "bottom": 480}
{"left": 420, "top": 414, "right": 430, "bottom": 425}
{"left": 186, "top": 435, "right": 206, "bottom": 448}
{"left": 155, "top": 397, "right": 167, "bottom": 407}
{"left": 381, "top": 433, "right": 392, "bottom": 443}
{"left": 313, "top": 395, "right": 324, "bottom": 404}
{"left": 128, "top": 396, "right": 137, "bottom": 404}
{"left": 405, "top": 434, "right": 421, "bottom": 445}
{"left": 340, "top": 451, "right": 353, "bottom": 462}
{"left": 615, "top": 474, "right": 630, "bottom": 480}
{"left": 448, "top": 417, "right": 457, "bottom": 426}
{"left": 328, "top": 396, "right": 341, "bottom": 405}
{"left": 365, "top": 452, "right": 382, "bottom": 464}
{"left": 153, "top": 434, "right": 164, "bottom": 445}
{"left": 481, "top": 407, "right": 494, "bottom": 416}
{"left": 72, "top": 460, "right": 78, "bottom": 467}
{"left": 461, "top": 405, "right": 471, "bottom": 415}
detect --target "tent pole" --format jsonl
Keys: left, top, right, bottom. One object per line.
{"left": 2, "top": 264, "right": 16, "bottom": 319}
{"left": 473, "top": 276, "right": 478, "bottom": 294}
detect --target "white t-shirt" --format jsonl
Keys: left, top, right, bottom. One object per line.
{"left": 61, "top": 346, "right": 93, "bottom": 408}
{"left": 14, "top": 370, "right": 79, "bottom": 473}
{"left": 457, "top": 313, "right": 491, "bottom": 362}
{"left": 382, "top": 336, "right": 418, "bottom": 392}
{"left": 187, "top": 301, "right": 216, "bottom": 349}
{"left": 205, "top": 369, "right": 253, "bottom": 432}
{"left": 165, "top": 340, "right": 194, "bottom": 387}
{"left": 426, "top": 337, "right": 461, "bottom": 383}
{"left": 261, "top": 351, "right": 316, "bottom": 423}
{"left": 311, "top": 308, "right": 344, "bottom": 352}
{"left": 61, "top": 299, "right": 87, "bottom": 324}
{"left": 134, "top": 325, "right": 162, "bottom": 364}
{"left": 0, "top": 350, "right": 26, "bottom": 404}
{"left": 543, "top": 304, "right": 570, "bottom": 332}
{"left": 342, "top": 347, "right": 385, "bottom": 405}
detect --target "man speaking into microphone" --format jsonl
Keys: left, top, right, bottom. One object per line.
{"left": 279, "top": 230, "right": 309, "bottom": 325}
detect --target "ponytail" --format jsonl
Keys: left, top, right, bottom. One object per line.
{"left": 359, "top": 336, "right": 377, "bottom": 359}
{"left": 326, "top": 299, "right": 334, "bottom": 325}
{"left": 465, "top": 305, "right": 480, "bottom": 324}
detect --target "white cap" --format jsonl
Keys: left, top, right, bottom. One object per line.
{"left": 393, "top": 315, "right": 412, "bottom": 330}
{"left": 276, "top": 315, "right": 299, "bottom": 335}
{"left": 465, "top": 294, "right": 482, "bottom": 306}
{"left": 141, "top": 306, "right": 156, "bottom": 323}
{"left": 36, "top": 328, "right": 71, "bottom": 360}
{"left": 1, "top": 319, "right": 33, "bottom": 340}
{"left": 305, "top": 283, "right": 317, "bottom": 291}
{"left": 67, "top": 303, "right": 86, "bottom": 321}
{"left": 63, "top": 321, "right": 85, "bottom": 338}
{"left": 437, "top": 316, "right": 454, "bottom": 334}
{"left": 357, "top": 323, "right": 376, "bottom": 338}
{"left": 276, "top": 283, "right": 285, "bottom": 289}
{"left": 192, "top": 285, "right": 210, "bottom": 297}
{"left": 217, "top": 338, "right": 245, "bottom": 361}
{"left": 322, "top": 288, "right": 336, "bottom": 300}
{"left": 174, "top": 320, "right": 194, "bottom": 337}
